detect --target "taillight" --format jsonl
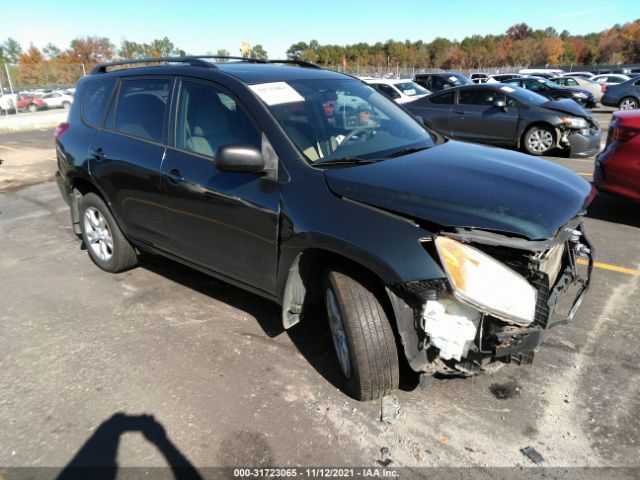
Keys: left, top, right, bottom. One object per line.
{"left": 601, "top": 84, "right": 606, "bottom": 93}
{"left": 54, "top": 122, "right": 69, "bottom": 139}
{"left": 609, "top": 125, "right": 639, "bottom": 143}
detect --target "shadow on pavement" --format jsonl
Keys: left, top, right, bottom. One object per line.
{"left": 57, "top": 413, "right": 202, "bottom": 480}
{"left": 587, "top": 191, "right": 640, "bottom": 229}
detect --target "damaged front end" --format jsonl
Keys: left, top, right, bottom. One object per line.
{"left": 388, "top": 219, "right": 593, "bottom": 377}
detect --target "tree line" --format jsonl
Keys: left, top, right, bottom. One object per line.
{"left": 286, "top": 20, "right": 640, "bottom": 68}
{"left": 1, "top": 19, "right": 638, "bottom": 88}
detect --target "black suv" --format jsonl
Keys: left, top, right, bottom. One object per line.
{"left": 56, "top": 57, "right": 594, "bottom": 401}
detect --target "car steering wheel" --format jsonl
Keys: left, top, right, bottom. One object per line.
{"left": 340, "top": 128, "right": 372, "bottom": 146}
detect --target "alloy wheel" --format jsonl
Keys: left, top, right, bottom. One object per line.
{"left": 620, "top": 98, "right": 638, "bottom": 110}
{"left": 83, "top": 207, "right": 114, "bottom": 261}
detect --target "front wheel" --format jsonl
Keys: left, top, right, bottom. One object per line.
{"left": 27, "top": 103, "right": 38, "bottom": 113}
{"left": 523, "top": 125, "right": 555, "bottom": 156}
{"left": 62, "top": 101, "right": 71, "bottom": 110}
{"left": 619, "top": 97, "right": 638, "bottom": 110}
{"left": 79, "top": 193, "right": 138, "bottom": 273}
{"left": 324, "top": 269, "right": 399, "bottom": 401}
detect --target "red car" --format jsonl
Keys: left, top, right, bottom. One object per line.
{"left": 16, "top": 94, "right": 46, "bottom": 112}
{"left": 594, "top": 110, "right": 640, "bottom": 202}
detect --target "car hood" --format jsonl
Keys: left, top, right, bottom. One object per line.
{"left": 323, "top": 141, "right": 593, "bottom": 240}
{"left": 540, "top": 98, "right": 589, "bottom": 117}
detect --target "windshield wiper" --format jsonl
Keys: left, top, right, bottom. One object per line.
{"left": 381, "top": 146, "right": 428, "bottom": 158}
{"left": 317, "top": 157, "right": 379, "bottom": 167}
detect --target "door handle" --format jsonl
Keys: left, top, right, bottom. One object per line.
{"left": 165, "top": 169, "right": 183, "bottom": 184}
{"left": 453, "top": 110, "right": 465, "bottom": 115}
{"left": 90, "top": 147, "right": 106, "bottom": 161}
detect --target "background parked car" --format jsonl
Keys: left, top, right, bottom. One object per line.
{"left": 485, "top": 73, "right": 523, "bottom": 83}
{"left": 40, "top": 91, "right": 74, "bottom": 109}
{"left": 15, "top": 94, "right": 46, "bottom": 112}
{"left": 0, "top": 92, "right": 18, "bottom": 112}
{"left": 518, "top": 68, "right": 564, "bottom": 78}
{"left": 502, "top": 76, "right": 595, "bottom": 108}
{"left": 414, "top": 72, "right": 473, "bottom": 92}
{"left": 363, "top": 78, "right": 430, "bottom": 104}
{"left": 591, "top": 74, "right": 631, "bottom": 86}
{"left": 561, "top": 71, "right": 595, "bottom": 79}
{"left": 550, "top": 75, "right": 605, "bottom": 103}
{"left": 601, "top": 77, "right": 640, "bottom": 110}
{"left": 470, "top": 73, "right": 491, "bottom": 83}
{"left": 405, "top": 84, "right": 600, "bottom": 157}
{"left": 594, "top": 110, "right": 640, "bottom": 202}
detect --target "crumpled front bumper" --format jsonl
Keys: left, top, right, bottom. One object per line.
{"left": 491, "top": 228, "right": 594, "bottom": 361}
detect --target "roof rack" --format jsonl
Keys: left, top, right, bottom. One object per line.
{"left": 92, "top": 56, "right": 323, "bottom": 75}
{"left": 91, "top": 57, "right": 216, "bottom": 74}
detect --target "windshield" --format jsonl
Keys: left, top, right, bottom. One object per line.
{"left": 395, "top": 82, "right": 429, "bottom": 96}
{"left": 499, "top": 85, "right": 549, "bottom": 105}
{"left": 263, "top": 79, "right": 434, "bottom": 164}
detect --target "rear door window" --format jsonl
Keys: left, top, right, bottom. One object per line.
{"left": 112, "top": 78, "right": 171, "bottom": 143}
{"left": 81, "top": 77, "right": 116, "bottom": 127}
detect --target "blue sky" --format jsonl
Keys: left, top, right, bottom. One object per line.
{"left": 3, "top": 0, "right": 638, "bottom": 58}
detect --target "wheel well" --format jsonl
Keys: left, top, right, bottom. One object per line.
{"left": 68, "top": 178, "right": 104, "bottom": 234}
{"left": 283, "top": 248, "right": 396, "bottom": 330}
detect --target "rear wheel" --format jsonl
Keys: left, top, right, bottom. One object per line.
{"left": 324, "top": 269, "right": 399, "bottom": 401}
{"left": 62, "top": 101, "right": 71, "bottom": 110}
{"left": 619, "top": 97, "right": 638, "bottom": 110}
{"left": 27, "top": 103, "right": 38, "bottom": 113}
{"left": 523, "top": 125, "right": 555, "bottom": 156}
{"left": 79, "top": 193, "right": 138, "bottom": 273}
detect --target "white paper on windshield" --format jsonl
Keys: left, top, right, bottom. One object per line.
{"left": 404, "top": 89, "right": 416, "bottom": 96}
{"left": 249, "top": 82, "right": 304, "bottom": 105}
{"left": 538, "top": 79, "right": 545, "bottom": 83}
{"left": 448, "top": 76, "right": 458, "bottom": 82}
{"left": 500, "top": 86, "right": 515, "bottom": 93}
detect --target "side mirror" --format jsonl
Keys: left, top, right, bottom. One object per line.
{"left": 215, "top": 144, "right": 265, "bottom": 173}
{"left": 494, "top": 99, "right": 507, "bottom": 110}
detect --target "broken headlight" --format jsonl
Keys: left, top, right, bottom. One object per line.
{"left": 435, "top": 236, "right": 537, "bottom": 326}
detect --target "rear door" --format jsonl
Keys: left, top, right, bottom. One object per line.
{"left": 449, "top": 88, "right": 518, "bottom": 144}
{"left": 161, "top": 78, "right": 280, "bottom": 295}
{"left": 89, "top": 76, "right": 173, "bottom": 248}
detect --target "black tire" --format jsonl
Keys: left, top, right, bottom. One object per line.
{"left": 523, "top": 124, "right": 555, "bottom": 156}
{"left": 619, "top": 97, "right": 638, "bottom": 111}
{"left": 27, "top": 103, "right": 38, "bottom": 113}
{"left": 62, "top": 101, "right": 71, "bottom": 110}
{"left": 79, "top": 192, "right": 138, "bottom": 273}
{"left": 323, "top": 269, "right": 399, "bottom": 401}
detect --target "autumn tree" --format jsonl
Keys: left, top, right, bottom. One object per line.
{"left": 63, "top": 36, "right": 114, "bottom": 64}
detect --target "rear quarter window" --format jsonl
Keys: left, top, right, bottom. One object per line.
{"left": 81, "top": 77, "right": 116, "bottom": 127}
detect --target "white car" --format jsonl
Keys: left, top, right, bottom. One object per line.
{"left": 470, "top": 73, "right": 491, "bottom": 84}
{"left": 363, "top": 79, "right": 430, "bottom": 104}
{"left": 561, "top": 71, "right": 594, "bottom": 79}
{"left": 550, "top": 75, "right": 604, "bottom": 102}
{"left": 40, "top": 91, "right": 74, "bottom": 109}
{"left": 485, "top": 73, "right": 524, "bottom": 84}
{"left": 0, "top": 93, "right": 18, "bottom": 112}
{"left": 591, "top": 74, "right": 631, "bottom": 86}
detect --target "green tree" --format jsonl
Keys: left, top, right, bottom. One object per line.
{"left": 216, "top": 49, "right": 231, "bottom": 60}
{"left": 249, "top": 44, "right": 268, "bottom": 61}
{"left": 1, "top": 38, "right": 23, "bottom": 63}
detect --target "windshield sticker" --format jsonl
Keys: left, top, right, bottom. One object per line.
{"left": 249, "top": 82, "right": 305, "bottom": 105}
{"left": 404, "top": 88, "right": 416, "bottom": 96}
{"left": 538, "top": 79, "right": 545, "bottom": 83}
{"left": 448, "top": 76, "right": 458, "bottom": 82}
{"left": 500, "top": 86, "right": 515, "bottom": 93}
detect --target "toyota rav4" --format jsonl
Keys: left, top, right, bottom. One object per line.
{"left": 55, "top": 57, "right": 594, "bottom": 401}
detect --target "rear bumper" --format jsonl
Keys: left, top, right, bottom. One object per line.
{"left": 568, "top": 129, "right": 602, "bottom": 158}
{"left": 55, "top": 170, "right": 71, "bottom": 206}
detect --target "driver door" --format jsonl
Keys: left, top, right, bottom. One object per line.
{"left": 161, "top": 79, "right": 280, "bottom": 295}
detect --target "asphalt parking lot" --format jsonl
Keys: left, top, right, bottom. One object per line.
{"left": 1, "top": 107, "right": 639, "bottom": 473}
